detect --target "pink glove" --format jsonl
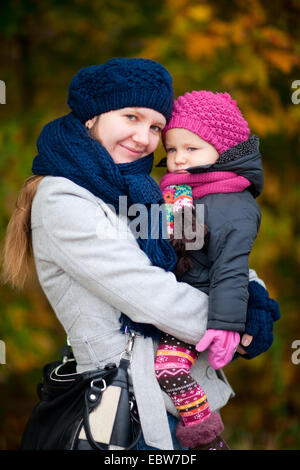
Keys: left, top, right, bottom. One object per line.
{"left": 196, "top": 329, "right": 240, "bottom": 369}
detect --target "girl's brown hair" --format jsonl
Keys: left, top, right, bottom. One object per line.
{"left": 2, "top": 175, "right": 45, "bottom": 289}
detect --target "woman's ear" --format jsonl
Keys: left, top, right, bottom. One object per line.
{"left": 85, "top": 116, "right": 97, "bottom": 129}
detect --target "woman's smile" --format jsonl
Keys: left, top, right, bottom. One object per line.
{"left": 119, "top": 143, "right": 145, "bottom": 156}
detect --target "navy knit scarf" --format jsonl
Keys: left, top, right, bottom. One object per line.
{"left": 32, "top": 112, "right": 176, "bottom": 339}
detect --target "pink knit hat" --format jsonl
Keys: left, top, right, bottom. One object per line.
{"left": 162, "top": 90, "right": 250, "bottom": 155}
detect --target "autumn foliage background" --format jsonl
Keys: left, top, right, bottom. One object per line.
{"left": 1, "top": 0, "right": 300, "bottom": 450}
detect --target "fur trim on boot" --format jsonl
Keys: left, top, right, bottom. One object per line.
{"left": 176, "top": 411, "right": 224, "bottom": 447}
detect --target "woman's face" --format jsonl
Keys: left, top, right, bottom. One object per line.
{"left": 85, "top": 107, "right": 166, "bottom": 164}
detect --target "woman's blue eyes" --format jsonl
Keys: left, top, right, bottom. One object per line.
{"left": 125, "top": 115, "right": 161, "bottom": 132}
{"left": 126, "top": 114, "right": 137, "bottom": 121}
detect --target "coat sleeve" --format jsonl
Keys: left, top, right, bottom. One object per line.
{"left": 207, "top": 216, "right": 260, "bottom": 332}
{"left": 35, "top": 178, "right": 209, "bottom": 345}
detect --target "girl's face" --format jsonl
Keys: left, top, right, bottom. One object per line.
{"left": 164, "top": 128, "right": 219, "bottom": 173}
{"left": 85, "top": 107, "right": 166, "bottom": 164}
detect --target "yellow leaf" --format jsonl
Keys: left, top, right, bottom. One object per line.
{"left": 10, "top": 307, "right": 26, "bottom": 331}
{"left": 262, "top": 49, "right": 296, "bottom": 74}
{"left": 246, "top": 109, "right": 280, "bottom": 136}
{"left": 185, "top": 33, "right": 226, "bottom": 60}
{"left": 31, "top": 331, "right": 54, "bottom": 354}
{"left": 186, "top": 5, "right": 212, "bottom": 22}
{"left": 210, "top": 20, "right": 230, "bottom": 37}
{"left": 262, "top": 173, "right": 281, "bottom": 203}
{"left": 260, "top": 26, "right": 291, "bottom": 48}
{"left": 139, "top": 38, "right": 165, "bottom": 61}
{"left": 165, "top": 0, "right": 188, "bottom": 10}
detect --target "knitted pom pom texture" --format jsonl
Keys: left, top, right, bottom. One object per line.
{"left": 68, "top": 57, "right": 174, "bottom": 123}
{"left": 162, "top": 90, "right": 250, "bottom": 154}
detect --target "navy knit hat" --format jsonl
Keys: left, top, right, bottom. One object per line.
{"left": 67, "top": 57, "right": 174, "bottom": 124}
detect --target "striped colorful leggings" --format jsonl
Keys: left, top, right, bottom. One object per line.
{"left": 155, "top": 332, "right": 211, "bottom": 427}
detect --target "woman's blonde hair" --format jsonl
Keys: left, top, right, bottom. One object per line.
{"left": 2, "top": 175, "right": 45, "bottom": 289}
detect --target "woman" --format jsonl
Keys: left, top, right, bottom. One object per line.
{"left": 3, "top": 58, "right": 266, "bottom": 450}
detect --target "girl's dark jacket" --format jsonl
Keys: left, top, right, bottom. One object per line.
{"left": 159, "top": 135, "right": 264, "bottom": 333}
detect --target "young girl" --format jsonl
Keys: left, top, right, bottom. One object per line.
{"left": 154, "top": 90, "right": 280, "bottom": 450}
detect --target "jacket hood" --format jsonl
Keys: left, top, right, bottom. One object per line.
{"left": 156, "top": 134, "right": 264, "bottom": 198}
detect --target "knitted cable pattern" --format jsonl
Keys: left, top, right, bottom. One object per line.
{"left": 162, "top": 90, "right": 250, "bottom": 154}
{"left": 68, "top": 58, "right": 174, "bottom": 123}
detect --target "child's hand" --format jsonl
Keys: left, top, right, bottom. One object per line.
{"left": 196, "top": 329, "right": 240, "bottom": 369}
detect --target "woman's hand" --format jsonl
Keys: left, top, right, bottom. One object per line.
{"left": 236, "top": 280, "right": 280, "bottom": 359}
{"left": 236, "top": 333, "right": 253, "bottom": 355}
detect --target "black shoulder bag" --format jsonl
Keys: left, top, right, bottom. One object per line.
{"left": 21, "top": 333, "right": 141, "bottom": 450}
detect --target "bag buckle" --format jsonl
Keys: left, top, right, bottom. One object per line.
{"left": 90, "top": 378, "right": 106, "bottom": 392}
{"left": 120, "top": 328, "right": 136, "bottom": 362}
{"left": 87, "top": 378, "right": 107, "bottom": 404}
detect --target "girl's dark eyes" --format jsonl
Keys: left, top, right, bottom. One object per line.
{"left": 166, "top": 148, "right": 176, "bottom": 153}
{"left": 188, "top": 147, "right": 197, "bottom": 151}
